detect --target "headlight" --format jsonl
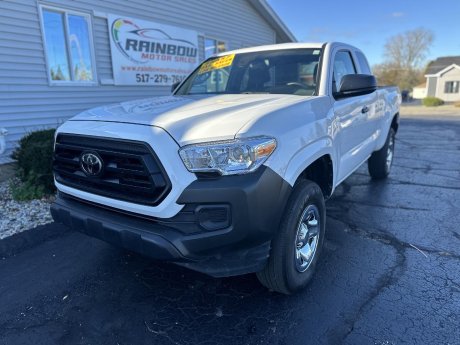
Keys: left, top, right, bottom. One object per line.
{"left": 179, "top": 137, "right": 277, "bottom": 175}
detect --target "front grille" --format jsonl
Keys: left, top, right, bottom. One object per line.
{"left": 53, "top": 134, "right": 171, "bottom": 206}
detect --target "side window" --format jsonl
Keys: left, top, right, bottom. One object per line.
{"left": 355, "top": 51, "right": 372, "bottom": 75}
{"left": 333, "top": 51, "right": 356, "bottom": 92}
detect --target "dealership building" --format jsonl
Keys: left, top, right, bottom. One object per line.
{"left": 0, "top": 0, "right": 295, "bottom": 163}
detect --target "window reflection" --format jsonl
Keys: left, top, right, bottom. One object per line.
{"left": 43, "top": 10, "right": 70, "bottom": 81}
{"left": 68, "top": 15, "right": 93, "bottom": 81}
{"left": 42, "top": 8, "right": 94, "bottom": 82}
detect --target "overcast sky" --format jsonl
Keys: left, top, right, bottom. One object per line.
{"left": 268, "top": 0, "right": 460, "bottom": 66}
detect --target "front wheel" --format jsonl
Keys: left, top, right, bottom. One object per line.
{"left": 256, "top": 180, "right": 326, "bottom": 294}
{"left": 368, "top": 127, "right": 396, "bottom": 179}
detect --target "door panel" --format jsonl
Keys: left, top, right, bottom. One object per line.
{"left": 334, "top": 95, "right": 373, "bottom": 182}
{"left": 331, "top": 50, "right": 381, "bottom": 182}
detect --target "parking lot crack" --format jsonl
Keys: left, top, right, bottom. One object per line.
{"left": 452, "top": 231, "right": 460, "bottom": 242}
{"left": 334, "top": 199, "right": 430, "bottom": 212}
{"left": 392, "top": 164, "right": 459, "bottom": 173}
{"left": 328, "top": 214, "right": 460, "bottom": 261}
{"left": 326, "top": 218, "right": 407, "bottom": 343}
{"left": 325, "top": 202, "right": 460, "bottom": 344}
{"left": 387, "top": 179, "right": 460, "bottom": 191}
{"left": 342, "top": 250, "right": 406, "bottom": 343}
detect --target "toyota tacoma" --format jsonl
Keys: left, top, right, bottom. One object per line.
{"left": 51, "top": 42, "right": 400, "bottom": 294}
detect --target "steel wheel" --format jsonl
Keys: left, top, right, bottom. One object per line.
{"left": 295, "top": 204, "right": 320, "bottom": 273}
{"left": 256, "top": 180, "right": 326, "bottom": 294}
{"left": 385, "top": 132, "right": 395, "bottom": 173}
{"left": 368, "top": 127, "right": 396, "bottom": 179}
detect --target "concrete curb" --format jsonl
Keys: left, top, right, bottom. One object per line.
{"left": 400, "top": 105, "right": 460, "bottom": 118}
{"left": 401, "top": 115, "right": 460, "bottom": 122}
{"left": 0, "top": 222, "right": 69, "bottom": 259}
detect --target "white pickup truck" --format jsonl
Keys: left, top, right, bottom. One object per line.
{"left": 51, "top": 42, "right": 400, "bottom": 294}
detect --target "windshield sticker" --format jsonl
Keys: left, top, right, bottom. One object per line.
{"left": 198, "top": 54, "right": 235, "bottom": 74}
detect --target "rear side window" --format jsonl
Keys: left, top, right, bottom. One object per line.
{"left": 355, "top": 51, "right": 372, "bottom": 75}
{"left": 333, "top": 51, "right": 356, "bottom": 92}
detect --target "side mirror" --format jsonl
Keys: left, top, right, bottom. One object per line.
{"left": 171, "top": 81, "right": 181, "bottom": 93}
{"left": 335, "top": 74, "right": 377, "bottom": 98}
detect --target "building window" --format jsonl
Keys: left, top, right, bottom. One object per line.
{"left": 41, "top": 7, "right": 95, "bottom": 83}
{"left": 204, "top": 38, "right": 227, "bottom": 59}
{"left": 445, "top": 81, "right": 460, "bottom": 94}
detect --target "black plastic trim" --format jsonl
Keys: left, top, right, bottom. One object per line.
{"left": 51, "top": 166, "right": 292, "bottom": 277}
{"left": 54, "top": 134, "right": 171, "bottom": 206}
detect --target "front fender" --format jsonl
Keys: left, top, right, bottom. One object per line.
{"left": 267, "top": 136, "right": 335, "bottom": 187}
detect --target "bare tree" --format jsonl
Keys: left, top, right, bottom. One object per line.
{"left": 373, "top": 62, "right": 424, "bottom": 90}
{"left": 384, "top": 28, "right": 434, "bottom": 70}
{"left": 374, "top": 28, "right": 434, "bottom": 90}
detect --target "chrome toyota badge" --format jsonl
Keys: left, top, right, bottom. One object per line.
{"left": 80, "top": 152, "right": 103, "bottom": 176}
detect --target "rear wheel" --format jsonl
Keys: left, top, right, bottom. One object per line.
{"left": 256, "top": 180, "right": 325, "bottom": 294}
{"left": 368, "top": 127, "right": 396, "bottom": 179}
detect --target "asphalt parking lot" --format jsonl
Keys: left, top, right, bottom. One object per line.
{"left": 1, "top": 117, "right": 459, "bottom": 345}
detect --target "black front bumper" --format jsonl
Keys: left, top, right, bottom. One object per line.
{"left": 51, "top": 166, "right": 292, "bottom": 277}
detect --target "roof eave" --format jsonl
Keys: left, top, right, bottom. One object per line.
{"left": 248, "top": 0, "right": 297, "bottom": 43}
{"left": 425, "top": 64, "right": 460, "bottom": 77}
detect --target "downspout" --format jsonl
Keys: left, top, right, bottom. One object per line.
{"left": 0, "top": 128, "right": 7, "bottom": 155}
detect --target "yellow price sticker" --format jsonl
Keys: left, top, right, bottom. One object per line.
{"left": 198, "top": 54, "right": 235, "bottom": 74}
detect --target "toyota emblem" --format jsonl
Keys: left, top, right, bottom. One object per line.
{"left": 80, "top": 152, "right": 103, "bottom": 176}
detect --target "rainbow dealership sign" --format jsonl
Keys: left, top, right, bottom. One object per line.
{"left": 108, "top": 14, "right": 199, "bottom": 86}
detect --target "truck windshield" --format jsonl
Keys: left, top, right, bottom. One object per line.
{"left": 175, "top": 48, "right": 322, "bottom": 96}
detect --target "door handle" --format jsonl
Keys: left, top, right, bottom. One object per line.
{"left": 361, "top": 106, "right": 369, "bottom": 114}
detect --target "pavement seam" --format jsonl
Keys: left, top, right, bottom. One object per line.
{"left": 328, "top": 214, "right": 460, "bottom": 262}
{"left": 326, "top": 211, "right": 460, "bottom": 343}
{"left": 325, "top": 215, "right": 408, "bottom": 344}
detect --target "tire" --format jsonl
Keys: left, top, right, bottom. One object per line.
{"left": 368, "top": 127, "right": 396, "bottom": 179}
{"left": 256, "top": 180, "right": 326, "bottom": 295}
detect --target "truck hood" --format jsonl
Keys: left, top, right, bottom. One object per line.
{"left": 69, "top": 94, "right": 310, "bottom": 145}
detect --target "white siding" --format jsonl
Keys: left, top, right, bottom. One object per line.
{"left": 436, "top": 67, "right": 460, "bottom": 102}
{"left": 0, "top": 0, "right": 277, "bottom": 159}
{"left": 412, "top": 86, "right": 427, "bottom": 100}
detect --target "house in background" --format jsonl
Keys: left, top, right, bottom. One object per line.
{"left": 424, "top": 56, "right": 460, "bottom": 102}
{"left": 412, "top": 82, "right": 427, "bottom": 99}
{"left": 0, "top": 0, "right": 295, "bottom": 164}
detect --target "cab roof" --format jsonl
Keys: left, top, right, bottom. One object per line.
{"left": 217, "top": 42, "right": 361, "bottom": 57}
